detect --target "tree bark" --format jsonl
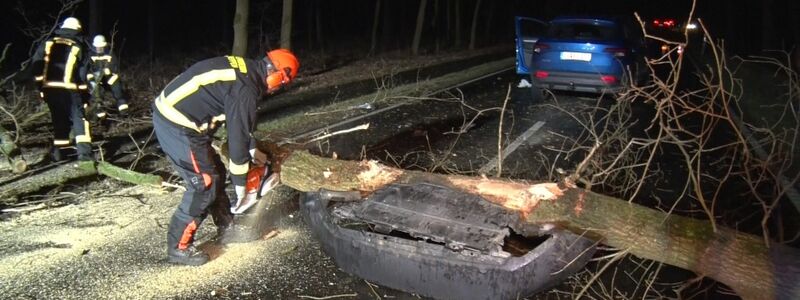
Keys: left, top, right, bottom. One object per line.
{"left": 433, "top": 0, "right": 440, "bottom": 53}
{"left": 761, "top": 0, "right": 775, "bottom": 50}
{"left": 314, "top": 0, "right": 324, "bottom": 60}
{"left": 0, "top": 126, "right": 26, "bottom": 174}
{"left": 276, "top": 150, "right": 800, "bottom": 300}
{"left": 411, "top": 0, "right": 428, "bottom": 56}
{"left": 280, "top": 0, "right": 294, "bottom": 49}
{"left": 147, "top": 0, "right": 155, "bottom": 63}
{"left": 369, "top": 0, "right": 382, "bottom": 55}
{"left": 454, "top": 0, "right": 462, "bottom": 48}
{"left": 232, "top": 0, "right": 249, "bottom": 56}
{"left": 468, "top": 0, "right": 481, "bottom": 50}
{"left": 89, "top": 0, "right": 101, "bottom": 37}
{"left": 0, "top": 161, "right": 161, "bottom": 204}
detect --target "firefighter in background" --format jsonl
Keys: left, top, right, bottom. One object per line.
{"left": 152, "top": 49, "right": 299, "bottom": 265}
{"left": 86, "top": 34, "right": 129, "bottom": 119}
{"left": 31, "top": 17, "right": 93, "bottom": 162}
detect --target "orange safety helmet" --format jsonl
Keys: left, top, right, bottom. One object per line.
{"left": 264, "top": 49, "right": 299, "bottom": 93}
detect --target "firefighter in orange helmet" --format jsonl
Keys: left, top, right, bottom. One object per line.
{"left": 152, "top": 49, "right": 299, "bottom": 266}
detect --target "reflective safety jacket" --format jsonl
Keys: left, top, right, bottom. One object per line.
{"left": 31, "top": 28, "right": 89, "bottom": 91}
{"left": 154, "top": 56, "right": 268, "bottom": 185}
{"left": 86, "top": 50, "right": 121, "bottom": 86}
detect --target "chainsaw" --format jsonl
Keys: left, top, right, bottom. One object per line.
{"left": 231, "top": 163, "right": 280, "bottom": 214}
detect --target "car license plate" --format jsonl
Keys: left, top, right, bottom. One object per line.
{"left": 560, "top": 52, "right": 591, "bottom": 61}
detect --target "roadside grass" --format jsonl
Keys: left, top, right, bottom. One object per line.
{"left": 252, "top": 57, "right": 515, "bottom": 139}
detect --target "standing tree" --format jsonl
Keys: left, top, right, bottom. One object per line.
{"left": 147, "top": 0, "right": 155, "bottom": 62}
{"left": 232, "top": 0, "right": 249, "bottom": 56}
{"left": 454, "top": 0, "right": 462, "bottom": 48}
{"left": 468, "top": 0, "right": 481, "bottom": 50}
{"left": 369, "top": 0, "right": 382, "bottom": 55}
{"left": 280, "top": 0, "right": 294, "bottom": 49}
{"left": 411, "top": 0, "right": 428, "bottom": 55}
{"left": 89, "top": 0, "right": 101, "bottom": 36}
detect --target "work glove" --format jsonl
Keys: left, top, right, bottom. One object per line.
{"left": 234, "top": 185, "right": 248, "bottom": 205}
{"left": 233, "top": 182, "right": 258, "bottom": 214}
{"left": 249, "top": 148, "right": 268, "bottom": 166}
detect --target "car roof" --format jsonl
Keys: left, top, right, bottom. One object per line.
{"left": 551, "top": 15, "right": 623, "bottom": 25}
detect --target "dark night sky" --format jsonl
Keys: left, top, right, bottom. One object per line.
{"left": 1, "top": 0, "right": 798, "bottom": 73}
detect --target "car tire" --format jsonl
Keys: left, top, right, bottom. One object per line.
{"left": 530, "top": 85, "right": 544, "bottom": 102}
{"left": 529, "top": 73, "right": 544, "bottom": 102}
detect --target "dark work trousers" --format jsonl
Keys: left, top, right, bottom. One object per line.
{"left": 91, "top": 79, "right": 127, "bottom": 108}
{"left": 42, "top": 87, "right": 92, "bottom": 156}
{"left": 153, "top": 110, "right": 233, "bottom": 250}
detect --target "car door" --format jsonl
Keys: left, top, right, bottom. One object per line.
{"left": 515, "top": 16, "right": 547, "bottom": 75}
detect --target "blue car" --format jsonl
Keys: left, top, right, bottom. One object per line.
{"left": 521, "top": 16, "right": 648, "bottom": 100}
{"left": 514, "top": 16, "right": 547, "bottom": 75}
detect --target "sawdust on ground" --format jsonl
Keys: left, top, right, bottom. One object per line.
{"left": 0, "top": 183, "right": 360, "bottom": 299}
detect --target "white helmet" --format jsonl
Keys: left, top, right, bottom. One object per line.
{"left": 60, "top": 17, "right": 82, "bottom": 31}
{"left": 93, "top": 35, "right": 108, "bottom": 48}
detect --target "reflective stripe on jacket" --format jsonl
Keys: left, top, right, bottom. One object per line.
{"left": 154, "top": 56, "right": 267, "bottom": 185}
{"left": 32, "top": 29, "right": 89, "bottom": 90}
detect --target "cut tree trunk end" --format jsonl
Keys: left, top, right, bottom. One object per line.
{"left": 0, "top": 126, "right": 26, "bottom": 173}
{"left": 272, "top": 148, "right": 799, "bottom": 300}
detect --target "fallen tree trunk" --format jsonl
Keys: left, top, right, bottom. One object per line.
{"left": 278, "top": 150, "right": 800, "bottom": 300}
{"left": 0, "top": 126, "right": 27, "bottom": 173}
{"left": 0, "top": 161, "right": 161, "bottom": 204}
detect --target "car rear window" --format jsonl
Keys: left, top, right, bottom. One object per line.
{"left": 519, "top": 20, "right": 545, "bottom": 38}
{"left": 545, "top": 21, "right": 621, "bottom": 41}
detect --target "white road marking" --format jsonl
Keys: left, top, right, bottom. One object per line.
{"left": 478, "top": 121, "right": 546, "bottom": 174}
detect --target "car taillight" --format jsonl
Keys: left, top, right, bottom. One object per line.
{"left": 534, "top": 71, "right": 549, "bottom": 79}
{"left": 604, "top": 47, "right": 627, "bottom": 57}
{"left": 600, "top": 75, "right": 617, "bottom": 84}
{"left": 653, "top": 18, "right": 676, "bottom": 28}
{"left": 533, "top": 43, "right": 550, "bottom": 54}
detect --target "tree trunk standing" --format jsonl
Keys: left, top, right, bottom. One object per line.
{"left": 305, "top": 0, "right": 313, "bottom": 49}
{"left": 792, "top": 0, "right": 800, "bottom": 58}
{"left": 369, "top": 0, "right": 382, "bottom": 55}
{"left": 432, "top": 0, "right": 440, "bottom": 53}
{"left": 89, "top": 0, "right": 101, "bottom": 37}
{"left": 314, "top": 0, "right": 324, "bottom": 60}
{"left": 280, "top": 0, "right": 294, "bottom": 50}
{"left": 147, "top": 0, "right": 155, "bottom": 63}
{"left": 445, "top": 0, "right": 451, "bottom": 48}
{"left": 275, "top": 150, "right": 800, "bottom": 300}
{"left": 468, "top": 0, "right": 481, "bottom": 50}
{"left": 481, "top": 0, "right": 494, "bottom": 43}
{"left": 411, "top": 0, "right": 428, "bottom": 55}
{"left": 761, "top": 0, "right": 775, "bottom": 50}
{"left": 232, "top": 0, "right": 249, "bottom": 56}
{"left": 454, "top": 0, "right": 462, "bottom": 48}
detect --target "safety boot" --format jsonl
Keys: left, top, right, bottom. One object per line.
{"left": 216, "top": 224, "right": 259, "bottom": 245}
{"left": 76, "top": 143, "right": 94, "bottom": 162}
{"left": 50, "top": 147, "right": 65, "bottom": 162}
{"left": 167, "top": 245, "right": 209, "bottom": 266}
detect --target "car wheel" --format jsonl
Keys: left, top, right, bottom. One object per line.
{"left": 530, "top": 85, "right": 543, "bottom": 102}
{"left": 615, "top": 73, "right": 633, "bottom": 99}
